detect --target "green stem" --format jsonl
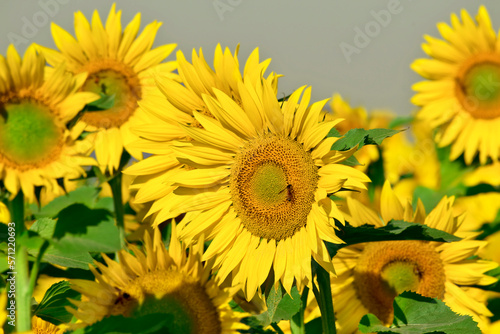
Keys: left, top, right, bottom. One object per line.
{"left": 28, "top": 240, "right": 50, "bottom": 295}
{"left": 10, "top": 191, "right": 30, "bottom": 332}
{"left": 313, "top": 264, "right": 336, "bottom": 334}
{"left": 16, "top": 246, "right": 31, "bottom": 332}
{"left": 290, "top": 287, "right": 309, "bottom": 334}
{"left": 109, "top": 171, "right": 126, "bottom": 248}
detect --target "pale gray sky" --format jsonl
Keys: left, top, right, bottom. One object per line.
{"left": 1, "top": 0, "right": 499, "bottom": 116}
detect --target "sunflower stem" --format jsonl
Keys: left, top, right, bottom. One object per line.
{"left": 9, "top": 191, "right": 30, "bottom": 332}
{"left": 290, "top": 286, "right": 308, "bottom": 334}
{"left": 16, "top": 246, "right": 31, "bottom": 332}
{"left": 313, "top": 264, "right": 336, "bottom": 334}
{"left": 28, "top": 240, "right": 50, "bottom": 297}
{"left": 109, "top": 171, "right": 126, "bottom": 249}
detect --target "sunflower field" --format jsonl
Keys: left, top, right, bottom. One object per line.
{"left": 1, "top": 3, "right": 500, "bottom": 334}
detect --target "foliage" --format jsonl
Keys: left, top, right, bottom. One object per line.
{"left": 358, "top": 291, "right": 481, "bottom": 334}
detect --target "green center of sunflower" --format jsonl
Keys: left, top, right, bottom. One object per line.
{"left": 110, "top": 270, "right": 222, "bottom": 334}
{"left": 252, "top": 164, "right": 288, "bottom": 206}
{"left": 465, "top": 64, "right": 500, "bottom": 103}
{"left": 230, "top": 135, "right": 318, "bottom": 240}
{"left": 380, "top": 261, "right": 420, "bottom": 296}
{"left": 353, "top": 240, "right": 445, "bottom": 324}
{"left": 0, "top": 100, "right": 63, "bottom": 170}
{"left": 456, "top": 54, "right": 500, "bottom": 119}
{"left": 79, "top": 60, "right": 141, "bottom": 129}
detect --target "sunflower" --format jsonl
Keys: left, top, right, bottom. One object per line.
{"left": 35, "top": 3, "right": 178, "bottom": 172}
{"left": 412, "top": 5, "right": 500, "bottom": 164}
{"left": 126, "top": 45, "right": 279, "bottom": 223}
{"left": 68, "top": 225, "right": 247, "bottom": 333}
{"left": 332, "top": 181, "right": 497, "bottom": 333}
{"left": 129, "top": 68, "right": 370, "bottom": 300}
{"left": 0, "top": 45, "right": 97, "bottom": 203}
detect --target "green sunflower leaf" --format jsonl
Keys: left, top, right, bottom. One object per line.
{"left": 31, "top": 186, "right": 101, "bottom": 219}
{"left": 331, "top": 128, "right": 401, "bottom": 151}
{"left": 340, "top": 220, "right": 460, "bottom": 245}
{"left": 358, "top": 291, "right": 481, "bottom": 333}
{"left": 67, "top": 93, "right": 115, "bottom": 129}
{"left": 327, "top": 220, "right": 460, "bottom": 258}
{"left": 83, "top": 92, "right": 116, "bottom": 112}
{"left": 30, "top": 217, "right": 57, "bottom": 239}
{"left": 326, "top": 127, "right": 341, "bottom": 138}
{"left": 340, "top": 155, "right": 362, "bottom": 167}
{"left": 255, "top": 285, "right": 302, "bottom": 328}
{"left": 53, "top": 204, "right": 112, "bottom": 239}
{"left": 33, "top": 205, "right": 121, "bottom": 252}
{"left": 33, "top": 280, "right": 81, "bottom": 325}
{"left": 28, "top": 207, "right": 120, "bottom": 269}
{"left": 28, "top": 237, "right": 94, "bottom": 270}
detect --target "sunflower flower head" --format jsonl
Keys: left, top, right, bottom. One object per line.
{"left": 0, "top": 45, "right": 97, "bottom": 202}
{"left": 35, "top": 3, "right": 178, "bottom": 172}
{"left": 332, "top": 181, "right": 498, "bottom": 333}
{"left": 68, "top": 225, "right": 247, "bottom": 333}
{"left": 127, "top": 54, "right": 371, "bottom": 301}
{"left": 125, "top": 45, "right": 280, "bottom": 222}
{"left": 412, "top": 5, "right": 500, "bottom": 164}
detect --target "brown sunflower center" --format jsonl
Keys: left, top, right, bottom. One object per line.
{"left": 230, "top": 135, "right": 318, "bottom": 240}
{"left": 0, "top": 98, "right": 63, "bottom": 171}
{"left": 79, "top": 59, "right": 141, "bottom": 128}
{"left": 353, "top": 240, "right": 446, "bottom": 324}
{"left": 110, "top": 270, "right": 222, "bottom": 334}
{"left": 456, "top": 53, "right": 500, "bottom": 119}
